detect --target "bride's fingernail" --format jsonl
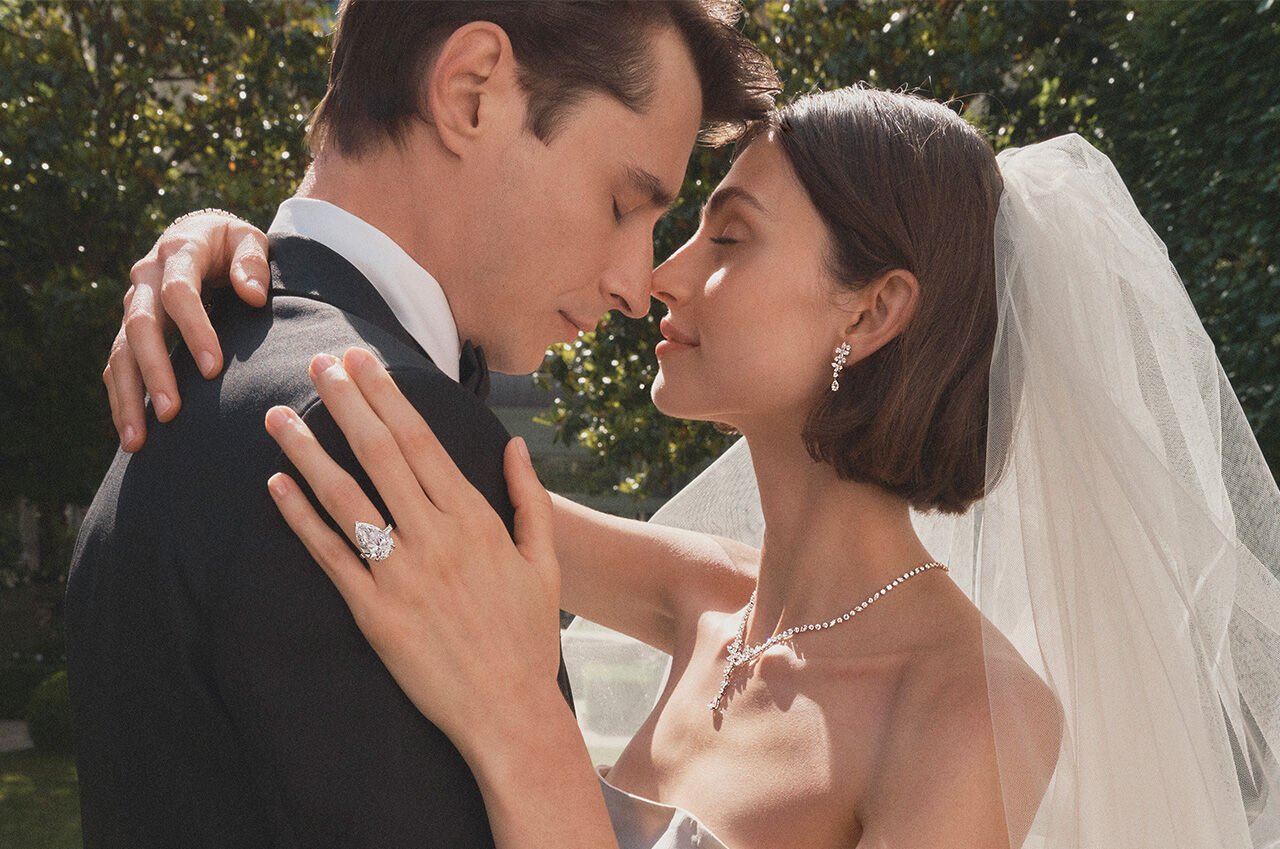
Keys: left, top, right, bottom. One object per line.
{"left": 268, "top": 474, "right": 289, "bottom": 499}
{"left": 198, "top": 351, "right": 217, "bottom": 376}
{"left": 311, "top": 353, "right": 340, "bottom": 375}
{"left": 154, "top": 392, "right": 173, "bottom": 417}
{"left": 514, "top": 436, "right": 530, "bottom": 464}
{"left": 265, "top": 406, "right": 292, "bottom": 431}
{"left": 344, "top": 347, "right": 372, "bottom": 371}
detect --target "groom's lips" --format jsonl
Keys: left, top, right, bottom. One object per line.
{"left": 559, "top": 311, "right": 595, "bottom": 335}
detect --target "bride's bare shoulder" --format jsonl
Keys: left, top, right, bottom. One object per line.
{"left": 858, "top": 612, "right": 1062, "bottom": 847}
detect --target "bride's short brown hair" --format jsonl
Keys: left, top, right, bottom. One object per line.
{"left": 747, "top": 87, "right": 1004, "bottom": 515}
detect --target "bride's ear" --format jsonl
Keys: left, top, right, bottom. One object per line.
{"left": 841, "top": 269, "right": 920, "bottom": 361}
{"left": 424, "top": 22, "right": 522, "bottom": 157}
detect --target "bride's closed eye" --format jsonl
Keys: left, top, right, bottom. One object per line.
{"left": 704, "top": 219, "right": 744, "bottom": 247}
{"left": 709, "top": 223, "right": 746, "bottom": 246}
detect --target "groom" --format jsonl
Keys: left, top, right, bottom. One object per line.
{"left": 67, "top": 2, "right": 777, "bottom": 847}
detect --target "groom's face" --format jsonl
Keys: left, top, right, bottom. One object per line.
{"left": 451, "top": 27, "right": 703, "bottom": 374}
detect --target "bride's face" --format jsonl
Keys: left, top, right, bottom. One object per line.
{"left": 650, "top": 132, "right": 849, "bottom": 431}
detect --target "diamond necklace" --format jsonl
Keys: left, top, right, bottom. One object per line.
{"left": 708, "top": 560, "right": 949, "bottom": 712}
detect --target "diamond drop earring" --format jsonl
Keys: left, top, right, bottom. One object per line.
{"left": 830, "top": 342, "right": 851, "bottom": 392}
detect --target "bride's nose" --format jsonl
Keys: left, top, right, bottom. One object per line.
{"left": 651, "top": 238, "right": 698, "bottom": 308}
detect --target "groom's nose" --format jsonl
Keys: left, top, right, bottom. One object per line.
{"left": 601, "top": 235, "right": 654, "bottom": 319}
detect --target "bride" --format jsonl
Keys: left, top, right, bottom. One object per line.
{"left": 104, "top": 86, "right": 1280, "bottom": 848}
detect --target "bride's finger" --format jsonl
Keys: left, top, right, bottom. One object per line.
{"left": 308, "top": 353, "right": 441, "bottom": 521}
{"left": 504, "top": 438, "right": 556, "bottom": 570}
{"left": 267, "top": 471, "right": 376, "bottom": 614}
{"left": 122, "top": 266, "right": 181, "bottom": 422}
{"left": 105, "top": 331, "right": 149, "bottom": 452}
{"left": 341, "top": 347, "right": 485, "bottom": 515}
{"left": 159, "top": 247, "right": 224, "bottom": 380}
{"left": 227, "top": 226, "right": 270, "bottom": 306}
{"left": 264, "top": 405, "right": 398, "bottom": 554}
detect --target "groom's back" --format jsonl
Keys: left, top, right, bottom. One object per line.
{"left": 66, "top": 238, "right": 511, "bottom": 848}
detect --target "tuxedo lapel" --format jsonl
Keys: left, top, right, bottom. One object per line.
{"left": 268, "top": 234, "right": 430, "bottom": 364}
{"left": 268, "top": 235, "right": 493, "bottom": 400}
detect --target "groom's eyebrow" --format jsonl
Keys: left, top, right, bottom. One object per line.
{"left": 627, "top": 166, "right": 676, "bottom": 211}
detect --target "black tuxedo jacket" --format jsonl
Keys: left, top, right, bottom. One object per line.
{"left": 66, "top": 236, "right": 573, "bottom": 848}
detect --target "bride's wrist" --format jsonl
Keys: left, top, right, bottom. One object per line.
{"left": 457, "top": 684, "right": 583, "bottom": 780}
{"left": 461, "top": 692, "right": 618, "bottom": 849}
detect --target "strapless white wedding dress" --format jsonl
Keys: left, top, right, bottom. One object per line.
{"left": 598, "top": 769, "right": 730, "bottom": 849}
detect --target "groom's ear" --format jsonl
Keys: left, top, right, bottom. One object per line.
{"left": 842, "top": 269, "right": 920, "bottom": 361}
{"left": 425, "top": 22, "right": 523, "bottom": 157}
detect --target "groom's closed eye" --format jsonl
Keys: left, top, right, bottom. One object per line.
{"left": 625, "top": 165, "right": 677, "bottom": 214}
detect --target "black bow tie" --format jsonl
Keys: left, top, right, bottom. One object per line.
{"left": 458, "top": 340, "right": 490, "bottom": 401}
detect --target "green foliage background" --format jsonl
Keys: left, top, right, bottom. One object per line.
{"left": 0, "top": 0, "right": 330, "bottom": 595}
{"left": 1, "top": 0, "right": 1276, "bottom": 531}
{"left": 1, "top": 0, "right": 329, "bottom": 510}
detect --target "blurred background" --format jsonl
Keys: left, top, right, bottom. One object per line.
{"left": 1, "top": 1, "right": 1277, "bottom": 844}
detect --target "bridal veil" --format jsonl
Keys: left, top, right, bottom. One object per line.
{"left": 567, "top": 134, "right": 1280, "bottom": 848}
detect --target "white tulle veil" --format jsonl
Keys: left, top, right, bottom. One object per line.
{"left": 564, "top": 134, "right": 1280, "bottom": 847}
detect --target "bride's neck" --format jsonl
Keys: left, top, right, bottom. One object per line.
{"left": 740, "top": 428, "right": 935, "bottom": 647}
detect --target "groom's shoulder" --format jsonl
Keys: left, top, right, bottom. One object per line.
{"left": 142, "top": 289, "right": 505, "bottom": 487}
{"left": 241, "top": 291, "right": 513, "bottom": 515}
{"left": 205, "top": 286, "right": 442, "bottom": 403}
{"left": 272, "top": 294, "right": 496, "bottom": 421}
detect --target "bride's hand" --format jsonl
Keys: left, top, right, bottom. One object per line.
{"left": 263, "top": 347, "right": 564, "bottom": 757}
{"left": 106, "top": 210, "right": 269, "bottom": 452}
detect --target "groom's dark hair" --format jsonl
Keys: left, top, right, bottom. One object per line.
{"left": 310, "top": 0, "right": 780, "bottom": 157}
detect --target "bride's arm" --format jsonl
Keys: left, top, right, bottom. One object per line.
{"left": 466, "top": 693, "right": 620, "bottom": 849}
{"left": 554, "top": 495, "right": 757, "bottom": 654}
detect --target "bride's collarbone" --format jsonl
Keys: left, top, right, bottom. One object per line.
{"left": 626, "top": 590, "right": 990, "bottom": 829}
{"left": 682, "top": 589, "right": 981, "bottom": 686}
{"left": 624, "top": 642, "right": 923, "bottom": 836}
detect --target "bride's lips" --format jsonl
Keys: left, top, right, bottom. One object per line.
{"left": 656, "top": 316, "right": 699, "bottom": 356}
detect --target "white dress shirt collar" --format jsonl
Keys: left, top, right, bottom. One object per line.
{"left": 267, "top": 196, "right": 462, "bottom": 382}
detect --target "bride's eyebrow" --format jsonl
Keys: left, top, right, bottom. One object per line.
{"left": 699, "top": 186, "right": 770, "bottom": 224}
